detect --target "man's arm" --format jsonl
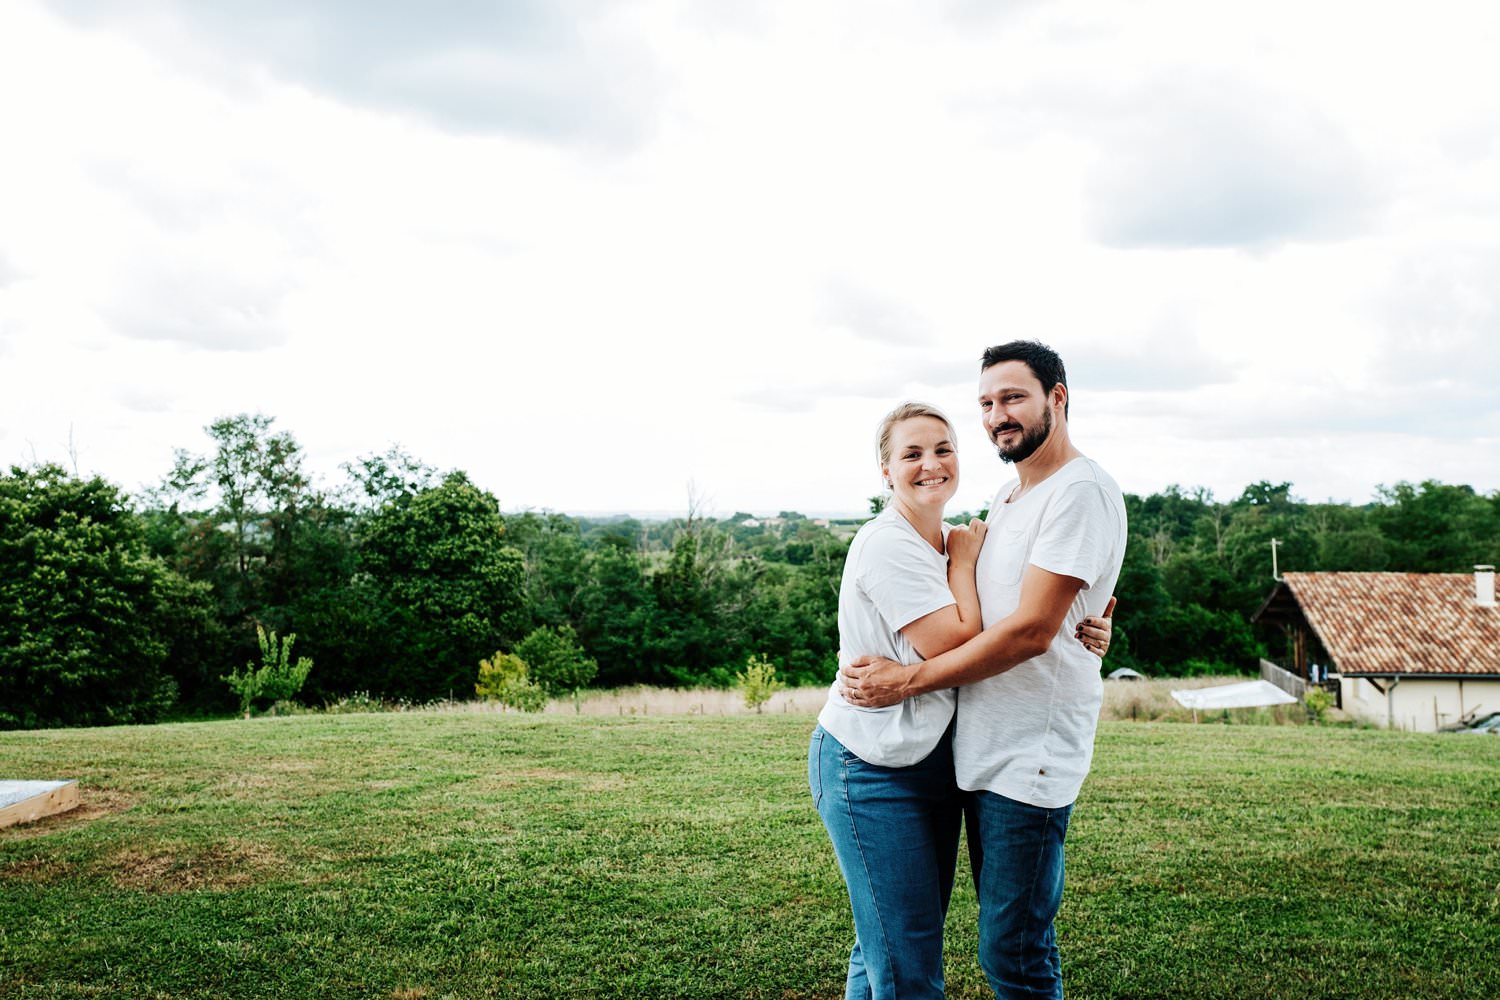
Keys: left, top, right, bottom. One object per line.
{"left": 840, "top": 564, "right": 1084, "bottom": 708}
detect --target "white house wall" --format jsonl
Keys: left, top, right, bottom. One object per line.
{"left": 1339, "top": 676, "right": 1500, "bottom": 732}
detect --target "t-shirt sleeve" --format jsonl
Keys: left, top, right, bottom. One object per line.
{"left": 857, "top": 525, "right": 957, "bottom": 633}
{"left": 1030, "top": 481, "right": 1122, "bottom": 590}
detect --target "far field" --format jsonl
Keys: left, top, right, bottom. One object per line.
{"left": 1, "top": 711, "right": 1497, "bottom": 998}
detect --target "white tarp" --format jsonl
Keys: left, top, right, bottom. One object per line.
{"left": 0, "top": 780, "right": 71, "bottom": 810}
{"left": 1170, "top": 680, "right": 1299, "bottom": 710}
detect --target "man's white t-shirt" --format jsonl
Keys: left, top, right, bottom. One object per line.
{"left": 953, "top": 456, "right": 1127, "bottom": 808}
{"left": 818, "top": 505, "right": 959, "bottom": 767}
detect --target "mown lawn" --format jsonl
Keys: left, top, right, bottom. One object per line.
{"left": 1, "top": 713, "right": 1497, "bottom": 998}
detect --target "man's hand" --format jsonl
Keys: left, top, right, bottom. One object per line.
{"left": 840, "top": 655, "right": 910, "bottom": 708}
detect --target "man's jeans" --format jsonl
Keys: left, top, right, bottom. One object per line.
{"left": 965, "top": 789, "right": 1074, "bottom": 1000}
{"left": 809, "top": 724, "right": 962, "bottom": 1000}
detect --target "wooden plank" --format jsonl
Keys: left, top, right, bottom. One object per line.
{"left": 0, "top": 780, "right": 80, "bottom": 829}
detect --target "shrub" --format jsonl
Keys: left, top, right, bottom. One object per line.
{"left": 222, "top": 625, "right": 314, "bottom": 717}
{"left": 475, "top": 651, "right": 548, "bottom": 713}
{"left": 736, "top": 654, "right": 784, "bottom": 714}
{"left": 514, "top": 625, "right": 598, "bottom": 706}
{"left": 1304, "top": 687, "right": 1334, "bottom": 724}
{"left": 323, "top": 691, "right": 389, "bottom": 715}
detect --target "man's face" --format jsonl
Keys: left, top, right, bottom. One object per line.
{"left": 978, "top": 360, "right": 1054, "bottom": 464}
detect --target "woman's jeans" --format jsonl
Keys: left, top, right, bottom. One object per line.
{"left": 809, "top": 724, "right": 962, "bottom": 1000}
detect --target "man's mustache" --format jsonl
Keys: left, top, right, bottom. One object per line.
{"left": 993, "top": 423, "right": 1023, "bottom": 437}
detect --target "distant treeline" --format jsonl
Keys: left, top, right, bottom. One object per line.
{"left": 3, "top": 413, "right": 1498, "bottom": 729}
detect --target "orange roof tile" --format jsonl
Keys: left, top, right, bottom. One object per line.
{"left": 1279, "top": 572, "right": 1500, "bottom": 677}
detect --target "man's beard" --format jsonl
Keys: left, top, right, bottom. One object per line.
{"left": 994, "top": 407, "right": 1053, "bottom": 464}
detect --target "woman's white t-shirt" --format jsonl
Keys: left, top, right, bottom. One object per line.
{"left": 817, "top": 506, "right": 959, "bottom": 767}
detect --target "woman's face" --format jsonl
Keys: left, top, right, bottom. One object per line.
{"left": 882, "top": 415, "right": 959, "bottom": 514}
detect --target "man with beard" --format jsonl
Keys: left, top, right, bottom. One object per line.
{"left": 841, "top": 340, "right": 1127, "bottom": 1000}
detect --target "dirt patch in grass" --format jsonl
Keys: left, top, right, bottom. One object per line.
{"left": 0, "top": 856, "right": 76, "bottom": 882}
{"left": 104, "top": 839, "right": 286, "bottom": 893}
{"left": 470, "top": 768, "right": 580, "bottom": 790}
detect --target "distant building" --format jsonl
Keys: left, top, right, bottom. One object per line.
{"left": 1254, "top": 567, "right": 1499, "bottom": 732}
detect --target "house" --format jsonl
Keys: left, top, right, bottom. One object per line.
{"left": 1253, "top": 566, "right": 1499, "bottom": 732}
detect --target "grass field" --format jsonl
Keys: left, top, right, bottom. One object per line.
{"left": 2, "top": 712, "right": 1497, "bottom": 998}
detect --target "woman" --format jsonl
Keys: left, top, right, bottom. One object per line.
{"left": 809, "top": 401, "right": 1110, "bottom": 999}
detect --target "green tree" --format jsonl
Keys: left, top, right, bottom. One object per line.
{"left": 340, "top": 446, "right": 437, "bottom": 511}
{"left": 359, "top": 472, "right": 527, "bottom": 699}
{"left": 576, "top": 537, "right": 654, "bottom": 687}
{"left": 1373, "top": 480, "right": 1497, "bottom": 570}
{"left": 505, "top": 511, "right": 590, "bottom": 630}
{"left": 222, "top": 625, "right": 313, "bottom": 716}
{"left": 737, "top": 653, "right": 784, "bottom": 713}
{"left": 0, "top": 465, "right": 216, "bottom": 728}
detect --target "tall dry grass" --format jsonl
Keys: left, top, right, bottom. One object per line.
{"left": 438, "top": 677, "right": 1317, "bottom": 724}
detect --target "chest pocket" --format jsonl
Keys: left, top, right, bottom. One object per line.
{"left": 982, "top": 526, "right": 1031, "bottom": 586}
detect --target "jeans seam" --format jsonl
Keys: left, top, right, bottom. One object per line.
{"left": 1018, "top": 806, "right": 1056, "bottom": 992}
{"left": 810, "top": 730, "right": 824, "bottom": 810}
{"left": 837, "top": 750, "right": 896, "bottom": 992}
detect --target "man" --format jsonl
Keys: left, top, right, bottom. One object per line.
{"left": 841, "top": 340, "right": 1127, "bottom": 999}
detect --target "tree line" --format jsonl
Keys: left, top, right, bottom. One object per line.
{"left": 3, "top": 414, "right": 1497, "bottom": 728}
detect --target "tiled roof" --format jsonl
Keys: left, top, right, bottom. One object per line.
{"left": 1279, "top": 572, "right": 1500, "bottom": 677}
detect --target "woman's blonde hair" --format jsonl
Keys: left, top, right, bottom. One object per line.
{"left": 876, "top": 401, "right": 956, "bottom": 469}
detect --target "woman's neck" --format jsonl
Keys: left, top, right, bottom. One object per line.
{"left": 891, "top": 499, "right": 945, "bottom": 553}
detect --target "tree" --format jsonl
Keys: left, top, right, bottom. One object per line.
{"left": 737, "top": 654, "right": 784, "bottom": 713}
{"left": 150, "top": 413, "right": 311, "bottom": 638}
{"left": 359, "top": 472, "right": 527, "bottom": 699}
{"left": 340, "top": 446, "right": 438, "bottom": 512}
{"left": 505, "top": 511, "right": 590, "bottom": 630}
{"left": 575, "top": 537, "right": 654, "bottom": 687}
{"left": 0, "top": 465, "right": 216, "bottom": 728}
{"left": 222, "top": 625, "right": 313, "bottom": 716}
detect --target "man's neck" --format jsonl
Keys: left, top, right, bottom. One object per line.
{"left": 1008, "top": 427, "right": 1082, "bottom": 501}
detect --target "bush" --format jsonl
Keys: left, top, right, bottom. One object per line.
{"left": 736, "top": 654, "right": 784, "bottom": 714}
{"left": 1304, "top": 687, "right": 1334, "bottom": 723}
{"left": 223, "top": 625, "right": 314, "bottom": 717}
{"left": 475, "top": 651, "right": 548, "bottom": 713}
{"left": 514, "top": 625, "right": 598, "bottom": 704}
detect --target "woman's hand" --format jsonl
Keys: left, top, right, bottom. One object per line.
{"left": 946, "top": 518, "right": 987, "bottom": 566}
{"left": 1075, "top": 595, "right": 1116, "bottom": 657}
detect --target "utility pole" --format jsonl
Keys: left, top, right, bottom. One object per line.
{"left": 1271, "top": 537, "right": 1282, "bottom": 582}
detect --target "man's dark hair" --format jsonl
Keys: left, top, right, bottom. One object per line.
{"left": 980, "top": 340, "right": 1069, "bottom": 417}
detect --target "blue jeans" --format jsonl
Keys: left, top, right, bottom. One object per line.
{"left": 965, "top": 789, "right": 1074, "bottom": 1000}
{"left": 809, "top": 725, "right": 963, "bottom": 1000}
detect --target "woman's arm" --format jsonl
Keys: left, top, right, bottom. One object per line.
{"left": 900, "top": 519, "right": 986, "bottom": 660}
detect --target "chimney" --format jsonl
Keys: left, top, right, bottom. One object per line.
{"left": 1478, "top": 565, "right": 1497, "bottom": 608}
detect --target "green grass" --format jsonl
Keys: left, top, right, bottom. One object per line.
{"left": 2, "top": 714, "right": 1497, "bottom": 998}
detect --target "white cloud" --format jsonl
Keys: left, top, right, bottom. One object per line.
{"left": 1084, "top": 73, "right": 1378, "bottom": 249}
{"left": 49, "top": 0, "right": 666, "bottom": 148}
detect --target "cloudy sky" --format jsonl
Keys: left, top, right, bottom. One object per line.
{"left": 2, "top": 1, "right": 1498, "bottom": 517}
